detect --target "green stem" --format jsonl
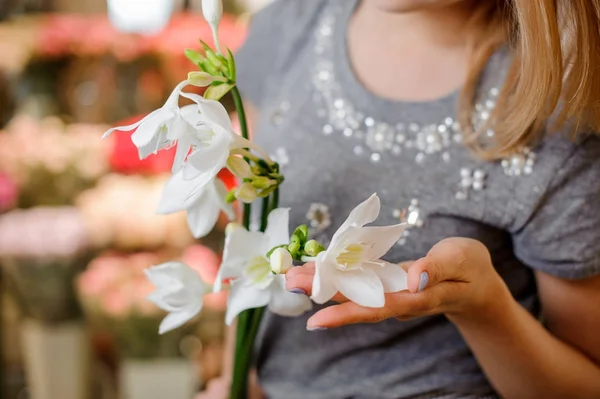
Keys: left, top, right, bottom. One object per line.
{"left": 231, "top": 87, "right": 249, "bottom": 141}
{"left": 231, "top": 86, "right": 252, "bottom": 231}
{"left": 259, "top": 197, "right": 270, "bottom": 232}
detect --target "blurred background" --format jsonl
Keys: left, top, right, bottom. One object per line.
{"left": 0, "top": 1, "right": 273, "bottom": 398}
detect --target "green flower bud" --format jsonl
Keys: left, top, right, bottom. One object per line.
{"left": 304, "top": 240, "right": 326, "bottom": 257}
{"left": 251, "top": 176, "right": 276, "bottom": 190}
{"left": 204, "top": 83, "right": 235, "bottom": 101}
{"left": 226, "top": 156, "right": 253, "bottom": 179}
{"left": 236, "top": 182, "right": 258, "bottom": 204}
{"left": 185, "top": 49, "right": 207, "bottom": 67}
{"left": 205, "top": 49, "right": 227, "bottom": 72}
{"left": 287, "top": 241, "right": 301, "bottom": 257}
{"left": 293, "top": 225, "right": 309, "bottom": 243}
{"left": 188, "top": 71, "right": 227, "bottom": 87}
{"left": 226, "top": 48, "right": 236, "bottom": 81}
{"left": 225, "top": 189, "right": 237, "bottom": 203}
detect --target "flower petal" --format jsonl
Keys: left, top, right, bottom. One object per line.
{"left": 343, "top": 224, "right": 407, "bottom": 261}
{"left": 334, "top": 268, "right": 385, "bottom": 308}
{"left": 221, "top": 228, "right": 264, "bottom": 272}
{"left": 102, "top": 111, "right": 155, "bottom": 139}
{"left": 182, "top": 131, "right": 230, "bottom": 180}
{"left": 158, "top": 307, "right": 200, "bottom": 335}
{"left": 131, "top": 109, "right": 175, "bottom": 148}
{"left": 311, "top": 252, "right": 339, "bottom": 305}
{"left": 180, "top": 91, "right": 233, "bottom": 132}
{"left": 156, "top": 169, "right": 213, "bottom": 214}
{"left": 366, "top": 261, "right": 408, "bottom": 293}
{"left": 264, "top": 208, "right": 290, "bottom": 250}
{"left": 186, "top": 190, "right": 220, "bottom": 238}
{"left": 225, "top": 279, "right": 270, "bottom": 325}
{"left": 268, "top": 275, "right": 312, "bottom": 316}
{"left": 331, "top": 194, "right": 380, "bottom": 247}
{"left": 172, "top": 134, "right": 193, "bottom": 173}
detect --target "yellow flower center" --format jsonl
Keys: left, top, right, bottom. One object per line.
{"left": 244, "top": 256, "right": 272, "bottom": 286}
{"left": 335, "top": 243, "right": 365, "bottom": 270}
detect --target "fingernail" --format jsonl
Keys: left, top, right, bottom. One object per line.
{"left": 289, "top": 288, "right": 307, "bottom": 295}
{"left": 307, "top": 326, "right": 327, "bottom": 331}
{"left": 418, "top": 271, "right": 429, "bottom": 292}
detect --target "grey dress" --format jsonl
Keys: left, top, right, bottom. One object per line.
{"left": 235, "top": 1, "right": 600, "bottom": 398}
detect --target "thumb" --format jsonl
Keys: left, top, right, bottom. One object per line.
{"left": 406, "top": 254, "right": 451, "bottom": 294}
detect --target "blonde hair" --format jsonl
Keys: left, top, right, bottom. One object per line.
{"left": 460, "top": 0, "right": 600, "bottom": 159}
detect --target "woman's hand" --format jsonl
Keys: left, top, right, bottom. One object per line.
{"left": 286, "top": 237, "right": 512, "bottom": 330}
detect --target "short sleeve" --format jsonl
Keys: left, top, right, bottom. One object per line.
{"left": 511, "top": 135, "right": 600, "bottom": 279}
{"left": 235, "top": 0, "right": 326, "bottom": 107}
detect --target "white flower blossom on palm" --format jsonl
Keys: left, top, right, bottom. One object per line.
{"left": 216, "top": 209, "right": 312, "bottom": 325}
{"left": 145, "top": 262, "right": 206, "bottom": 334}
{"left": 311, "top": 194, "right": 408, "bottom": 308}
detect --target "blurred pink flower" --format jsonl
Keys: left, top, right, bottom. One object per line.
{"left": 0, "top": 207, "right": 90, "bottom": 258}
{"left": 0, "top": 174, "right": 17, "bottom": 212}
{"left": 182, "top": 245, "right": 227, "bottom": 311}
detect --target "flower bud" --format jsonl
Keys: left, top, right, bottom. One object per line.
{"left": 236, "top": 183, "right": 258, "bottom": 204}
{"left": 293, "top": 225, "right": 309, "bottom": 243}
{"left": 226, "top": 156, "right": 253, "bottom": 179}
{"left": 225, "top": 222, "right": 244, "bottom": 235}
{"left": 202, "top": 0, "right": 222, "bottom": 26}
{"left": 204, "top": 83, "right": 234, "bottom": 101}
{"left": 269, "top": 248, "right": 293, "bottom": 274}
{"left": 185, "top": 49, "right": 207, "bottom": 67}
{"left": 287, "top": 241, "right": 301, "bottom": 258}
{"left": 188, "top": 71, "right": 226, "bottom": 87}
{"left": 304, "top": 240, "right": 325, "bottom": 257}
{"left": 251, "top": 176, "right": 276, "bottom": 190}
{"left": 202, "top": 0, "right": 223, "bottom": 53}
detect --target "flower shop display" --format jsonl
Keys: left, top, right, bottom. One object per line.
{"left": 104, "top": 1, "right": 409, "bottom": 398}
{"left": 0, "top": 206, "right": 94, "bottom": 399}
{"left": 0, "top": 115, "right": 111, "bottom": 208}
{"left": 75, "top": 173, "right": 196, "bottom": 252}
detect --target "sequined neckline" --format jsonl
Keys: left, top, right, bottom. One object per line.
{"left": 310, "top": 1, "right": 498, "bottom": 164}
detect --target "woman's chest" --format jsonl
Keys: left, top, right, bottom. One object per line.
{"left": 253, "top": 94, "right": 533, "bottom": 261}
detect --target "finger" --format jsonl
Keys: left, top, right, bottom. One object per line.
{"left": 307, "top": 301, "right": 395, "bottom": 329}
{"left": 308, "top": 283, "right": 463, "bottom": 329}
{"left": 285, "top": 266, "right": 315, "bottom": 295}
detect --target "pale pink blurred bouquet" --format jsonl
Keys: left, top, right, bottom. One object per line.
{"left": 0, "top": 206, "right": 93, "bottom": 322}
{"left": 77, "top": 246, "right": 226, "bottom": 359}
{"left": 76, "top": 174, "right": 195, "bottom": 252}
{"left": 0, "top": 115, "right": 111, "bottom": 208}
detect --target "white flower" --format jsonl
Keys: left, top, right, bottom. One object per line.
{"left": 202, "top": 0, "right": 223, "bottom": 53}
{"left": 102, "top": 81, "right": 192, "bottom": 160}
{"left": 145, "top": 262, "right": 206, "bottom": 334}
{"left": 311, "top": 194, "right": 408, "bottom": 308}
{"left": 157, "top": 172, "right": 234, "bottom": 238}
{"left": 216, "top": 209, "right": 312, "bottom": 325}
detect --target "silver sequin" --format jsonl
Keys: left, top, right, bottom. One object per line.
{"left": 393, "top": 199, "right": 424, "bottom": 246}
{"left": 310, "top": 7, "right": 499, "bottom": 165}
{"left": 306, "top": 203, "right": 332, "bottom": 232}
{"left": 501, "top": 147, "right": 536, "bottom": 176}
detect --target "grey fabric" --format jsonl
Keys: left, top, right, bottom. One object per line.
{"left": 235, "top": 1, "right": 600, "bottom": 398}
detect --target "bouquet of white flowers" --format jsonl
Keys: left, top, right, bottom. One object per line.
{"left": 104, "top": 1, "right": 409, "bottom": 397}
